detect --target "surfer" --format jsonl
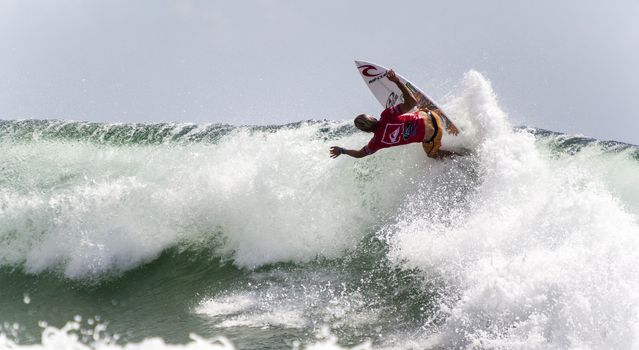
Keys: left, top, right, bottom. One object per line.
{"left": 330, "top": 70, "right": 460, "bottom": 160}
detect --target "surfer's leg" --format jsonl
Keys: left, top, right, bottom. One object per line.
{"left": 422, "top": 142, "right": 436, "bottom": 158}
{"left": 423, "top": 140, "right": 466, "bottom": 159}
{"left": 422, "top": 126, "right": 443, "bottom": 158}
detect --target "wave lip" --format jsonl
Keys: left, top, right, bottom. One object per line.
{"left": 0, "top": 119, "right": 239, "bottom": 145}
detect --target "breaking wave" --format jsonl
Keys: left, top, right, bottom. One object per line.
{"left": 1, "top": 71, "right": 638, "bottom": 348}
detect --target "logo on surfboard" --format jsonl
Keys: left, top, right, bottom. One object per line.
{"left": 358, "top": 64, "right": 382, "bottom": 77}
{"left": 386, "top": 92, "right": 400, "bottom": 108}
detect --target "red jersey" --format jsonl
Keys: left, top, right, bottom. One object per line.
{"left": 363, "top": 105, "right": 426, "bottom": 155}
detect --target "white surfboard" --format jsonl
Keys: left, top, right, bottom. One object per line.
{"left": 354, "top": 60, "right": 459, "bottom": 136}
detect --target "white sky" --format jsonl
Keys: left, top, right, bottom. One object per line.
{"left": 1, "top": 0, "right": 638, "bottom": 144}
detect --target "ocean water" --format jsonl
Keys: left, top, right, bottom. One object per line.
{"left": 1, "top": 71, "right": 638, "bottom": 349}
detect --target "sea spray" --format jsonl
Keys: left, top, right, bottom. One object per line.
{"left": 384, "top": 71, "right": 639, "bottom": 348}
{"left": 0, "top": 119, "right": 430, "bottom": 278}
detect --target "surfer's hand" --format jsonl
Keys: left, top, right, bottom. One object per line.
{"left": 329, "top": 146, "right": 342, "bottom": 158}
{"left": 447, "top": 123, "right": 460, "bottom": 136}
{"left": 387, "top": 69, "right": 399, "bottom": 83}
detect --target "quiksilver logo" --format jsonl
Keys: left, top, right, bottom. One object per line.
{"left": 389, "top": 128, "right": 400, "bottom": 143}
{"left": 381, "top": 123, "right": 403, "bottom": 145}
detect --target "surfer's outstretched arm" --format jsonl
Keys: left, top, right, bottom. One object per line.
{"left": 330, "top": 146, "right": 366, "bottom": 159}
{"left": 387, "top": 70, "right": 417, "bottom": 113}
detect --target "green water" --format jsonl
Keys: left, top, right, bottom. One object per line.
{"left": 0, "top": 237, "right": 442, "bottom": 349}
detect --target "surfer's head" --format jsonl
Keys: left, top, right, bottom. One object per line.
{"left": 354, "top": 114, "right": 378, "bottom": 133}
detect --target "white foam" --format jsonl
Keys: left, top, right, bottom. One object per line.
{"left": 302, "top": 327, "right": 372, "bottom": 350}
{"left": 196, "top": 268, "right": 377, "bottom": 332}
{"left": 0, "top": 322, "right": 370, "bottom": 350}
{"left": 196, "top": 294, "right": 256, "bottom": 317}
{"left": 213, "top": 310, "right": 306, "bottom": 329}
{"left": 196, "top": 291, "right": 305, "bottom": 329}
{"left": 0, "top": 121, "right": 427, "bottom": 277}
{"left": 385, "top": 71, "right": 639, "bottom": 348}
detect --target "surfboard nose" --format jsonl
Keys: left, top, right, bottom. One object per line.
{"left": 354, "top": 60, "right": 372, "bottom": 68}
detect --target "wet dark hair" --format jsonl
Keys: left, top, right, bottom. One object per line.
{"left": 354, "top": 114, "right": 378, "bottom": 132}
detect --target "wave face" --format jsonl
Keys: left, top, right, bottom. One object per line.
{"left": 1, "top": 71, "right": 638, "bottom": 349}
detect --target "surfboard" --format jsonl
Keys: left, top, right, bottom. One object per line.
{"left": 354, "top": 60, "right": 459, "bottom": 136}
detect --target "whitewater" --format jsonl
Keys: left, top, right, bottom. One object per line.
{"left": 1, "top": 71, "right": 638, "bottom": 349}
